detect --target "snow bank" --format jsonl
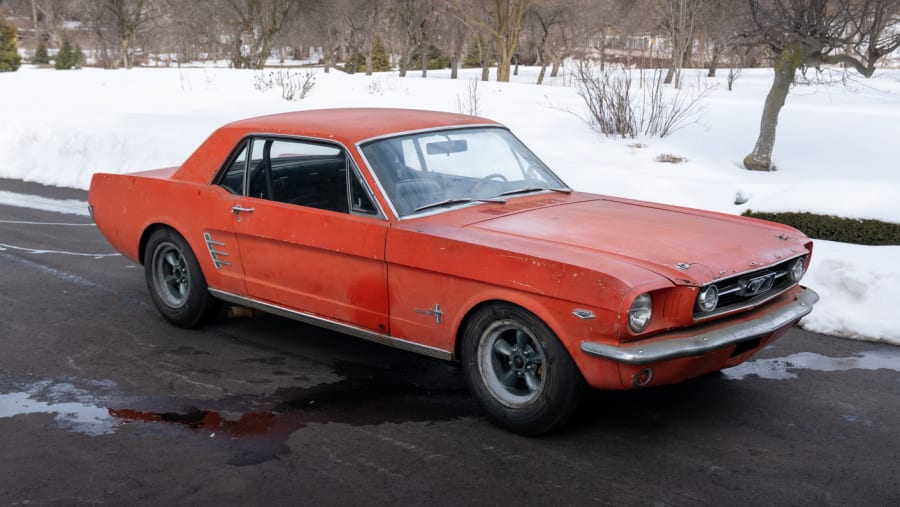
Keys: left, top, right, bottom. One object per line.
{"left": 0, "top": 64, "right": 898, "bottom": 344}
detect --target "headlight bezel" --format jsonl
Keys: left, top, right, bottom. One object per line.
{"left": 628, "top": 293, "right": 653, "bottom": 334}
{"left": 788, "top": 257, "right": 806, "bottom": 283}
{"left": 696, "top": 284, "right": 719, "bottom": 313}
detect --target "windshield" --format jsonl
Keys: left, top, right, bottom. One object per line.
{"left": 360, "top": 127, "right": 568, "bottom": 217}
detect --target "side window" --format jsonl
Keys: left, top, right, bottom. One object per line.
{"left": 218, "top": 143, "right": 248, "bottom": 195}
{"left": 239, "top": 137, "right": 378, "bottom": 216}
{"left": 350, "top": 167, "right": 378, "bottom": 215}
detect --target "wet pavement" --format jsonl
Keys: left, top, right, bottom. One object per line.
{"left": 1, "top": 179, "right": 899, "bottom": 505}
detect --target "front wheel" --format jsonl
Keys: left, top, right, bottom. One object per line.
{"left": 144, "top": 228, "right": 220, "bottom": 328}
{"left": 461, "top": 303, "right": 584, "bottom": 435}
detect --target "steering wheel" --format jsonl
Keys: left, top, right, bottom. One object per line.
{"left": 471, "top": 173, "right": 508, "bottom": 194}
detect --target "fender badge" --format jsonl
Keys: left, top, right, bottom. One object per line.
{"left": 572, "top": 309, "right": 596, "bottom": 320}
{"left": 415, "top": 304, "right": 443, "bottom": 324}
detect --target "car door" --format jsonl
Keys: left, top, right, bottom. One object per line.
{"left": 230, "top": 136, "right": 390, "bottom": 334}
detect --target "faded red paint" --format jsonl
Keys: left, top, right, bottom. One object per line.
{"left": 88, "top": 108, "right": 814, "bottom": 391}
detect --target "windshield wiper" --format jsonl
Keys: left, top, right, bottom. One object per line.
{"left": 497, "top": 187, "right": 573, "bottom": 197}
{"left": 414, "top": 197, "right": 506, "bottom": 213}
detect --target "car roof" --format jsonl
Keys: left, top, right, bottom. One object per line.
{"left": 222, "top": 108, "right": 501, "bottom": 145}
{"left": 174, "top": 108, "right": 502, "bottom": 184}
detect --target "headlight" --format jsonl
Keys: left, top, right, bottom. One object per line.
{"left": 789, "top": 257, "right": 806, "bottom": 282}
{"left": 628, "top": 293, "right": 653, "bottom": 333}
{"left": 696, "top": 285, "right": 719, "bottom": 313}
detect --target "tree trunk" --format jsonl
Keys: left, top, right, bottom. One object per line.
{"left": 421, "top": 48, "right": 427, "bottom": 77}
{"left": 496, "top": 42, "right": 510, "bottom": 82}
{"left": 743, "top": 54, "right": 798, "bottom": 171}
{"left": 707, "top": 43, "right": 720, "bottom": 77}
{"left": 30, "top": 0, "right": 39, "bottom": 38}
{"left": 550, "top": 60, "right": 560, "bottom": 78}
{"left": 450, "top": 56, "right": 459, "bottom": 79}
{"left": 664, "top": 64, "right": 675, "bottom": 84}
{"left": 119, "top": 37, "right": 129, "bottom": 68}
{"left": 536, "top": 64, "right": 547, "bottom": 85}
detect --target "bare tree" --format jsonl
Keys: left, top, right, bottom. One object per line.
{"left": 696, "top": 0, "right": 746, "bottom": 77}
{"left": 654, "top": 0, "right": 705, "bottom": 88}
{"left": 743, "top": 0, "right": 900, "bottom": 171}
{"left": 387, "top": 0, "right": 439, "bottom": 77}
{"left": 215, "top": 0, "right": 296, "bottom": 69}
{"left": 30, "top": 0, "right": 76, "bottom": 47}
{"left": 449, "top": 0, "right": 534, "bottom": 82}
{"left": 77, "top": 0, "right": 154, "bottom": 68}
{"left": 343, "top": 0, "right": 385, "bottom": 74}
{"left": 440, "top": 8, "right": 469, "bottom": 78}
{"left": 526, "top": 0, "right": 566, "bottom": 84}
{"left": 294, "top": 0, "right": 352, "bottom": 73}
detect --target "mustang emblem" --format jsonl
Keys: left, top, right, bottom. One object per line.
{"left": 739, "top": 272, "right": 776, "bottom": 296}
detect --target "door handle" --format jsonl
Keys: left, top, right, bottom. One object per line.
{"left": 231, "top": 205, "right": 255, "bottom": 214}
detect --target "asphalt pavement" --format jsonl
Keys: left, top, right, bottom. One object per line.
{"left": 1, "top": 178, "right": 898, "bottom": 506}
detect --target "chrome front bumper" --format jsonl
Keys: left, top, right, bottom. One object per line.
{"left": 580, "top": 287, "right": 819, "bottom": 365}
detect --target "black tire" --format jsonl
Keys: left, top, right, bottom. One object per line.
{"left": 143, "top": 228, "right": 220, "bottom": 328}
{"left": 461, "top": 303, "right": 584, "bottom": 435}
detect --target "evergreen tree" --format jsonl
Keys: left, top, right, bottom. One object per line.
{"left": 412, "top": 45, "right": 449, "bottom": 70}
{"left": 370, "top": 36, "right": 391, "bottom": 72}
{"left": 0, "top": 14, "right": 21, "bottom": 72}
{"left": 33, "top": 41, "right": 49, "bottom": 65}
{"left": 55, "top": 38, "right": 81, "bottom": 70}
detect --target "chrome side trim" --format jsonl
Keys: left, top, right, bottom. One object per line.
{"left": 203, "top": 232, "right": 232, "bottom": 269}
{"left": 208, "top": 289, "right": 453, "bottom": 361}
{"left": 581, "top": 287, "right": 819, "bottom": 365}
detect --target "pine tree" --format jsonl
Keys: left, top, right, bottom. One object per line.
{"left": 0, "top": 14, "right": 22, "bottom": 72}
{"left": 55, "top": 38, "right": 81, "bottom": 70}
{"left": 370, "top": 36, "right": 391, "bottom": 72}
{"left": 33, "top": 41, "right": 49, "bottom": 64}
{"left": 412, "top": 45, "right": 449, "bottom": 70}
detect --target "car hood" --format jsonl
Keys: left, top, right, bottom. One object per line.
{"left": 465, "top": 196, "right": 807, "bottom": 286}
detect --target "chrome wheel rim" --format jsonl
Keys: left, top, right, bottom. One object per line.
{"left": 152, "top": 241, "right": 190, "bottom": 308}
{"left": 477, "top": 320, "right": 547, "bottom": 408}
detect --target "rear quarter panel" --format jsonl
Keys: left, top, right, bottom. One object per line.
{"left": 88, "top": 170, "right": 244, "bottom": 295}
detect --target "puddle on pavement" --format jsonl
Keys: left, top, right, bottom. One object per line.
{"left": 723, "top": 350, "right": 900, "bottom": 380}
{"left": 0, "top": 389, "right": 117, "bottom": 436}
{"left": 0, "top": 361, "right": 473, "bottom": 466}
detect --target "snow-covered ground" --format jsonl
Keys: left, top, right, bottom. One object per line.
{"left": 1, "top": 64, "right": 898, "bottom": 344}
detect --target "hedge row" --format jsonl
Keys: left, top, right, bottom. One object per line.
{"left": 741, "top": 210, "right": 900, "bottom": 246}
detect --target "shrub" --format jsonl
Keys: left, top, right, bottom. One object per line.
{"left": 655, "top": 153, "right": 687, "bottom": 164}
{"left": 55, "top": 38, "right": 82, "bottom": 70}
{"left": 456, "top": 78, "right": 480, "bottom": 116}
{"left": 33, "top": 41, "right": 50, "bottom": 64}
{"left": 0, "top": 14, "right": 21, "bottom": 72}
{"left": 253, "top": 70, "right": 316, "bottom": 101}
{"left": 411, "top": 44, "right": 449, "bottom": 70}
{"left": 574, "top": 61, "right": 715, "bottom": 138}
{"left": 742, "top": 210, "right": 900, "bottom": 246}
{"left": 370, "top": 36, "right": 391, "bottom": 72}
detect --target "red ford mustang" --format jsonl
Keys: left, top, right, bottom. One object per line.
{"left": 89, "top": 108, "right": 818, "bottom": 434}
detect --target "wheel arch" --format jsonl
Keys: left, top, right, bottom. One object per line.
{"left": 139, "top": 222, "right": 181, "bottom": 265}
{"left": 452, "top": 295, "right": 575, "bottom": 365}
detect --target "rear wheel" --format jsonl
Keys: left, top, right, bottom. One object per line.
{"left": 461, "top": 303, "right": 584, "bottom": 435}
{"left": 144, "top": 228, "right": 220, "bottom": 328}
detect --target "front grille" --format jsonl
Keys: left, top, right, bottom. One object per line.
{"left": 693, "top": 255, "right": 805, "bottom": 320}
